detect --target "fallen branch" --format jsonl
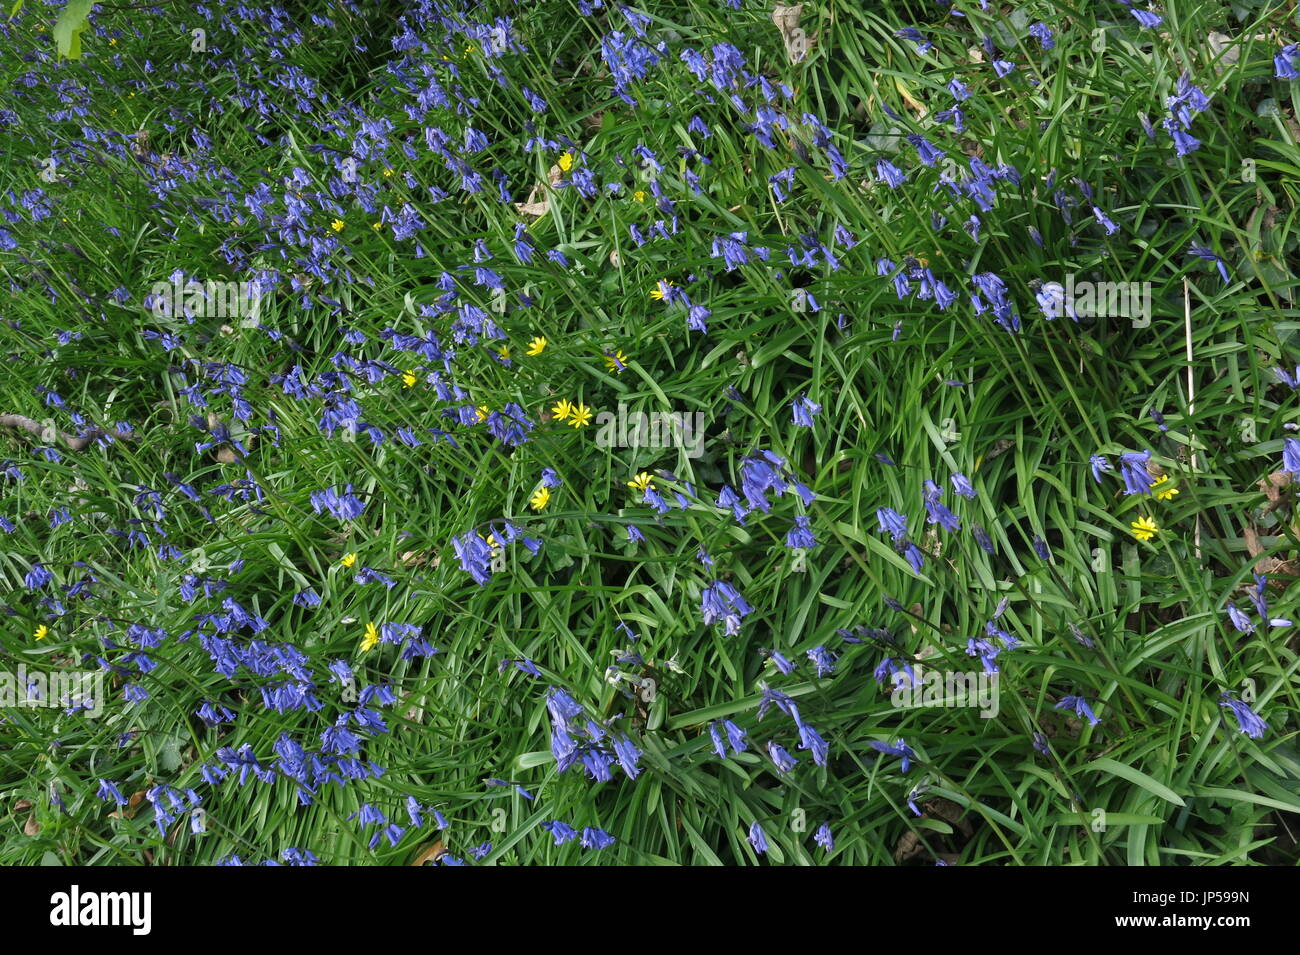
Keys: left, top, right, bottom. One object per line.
{"left": 0, "top": 414, "right": 136, "bottom": 452}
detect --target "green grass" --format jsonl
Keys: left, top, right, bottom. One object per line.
{"left": 0, "top": 0, "right": 1298, "bottom": 865}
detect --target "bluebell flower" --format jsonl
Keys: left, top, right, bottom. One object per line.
{"left": 813, "top": 822, "right": 834, "bottom": 852}
{"left": 1188, "top": 243, "right": 1230, "bottom": 286}
{"left": 922, "top": 480, "right": 961, "bottom": 531}
{"left": 581, "top": 826, "right": 616, "bottom": 850}
{"left": 1118, "top": 450, "right": 1155, "bottom": 495}
{"left": 877, "top": 507, "right": 908, "bottom": 541}
{"left": 1225, "top": 602, "right": 1254, "bottom": 634}
{"left": 96, "top": 779, "right": 128, "bottom": 806}
{"left": 613, "top": 736, "right": 642, "bottom": 780}
{"left": 786, "top": 515, "right": 817, "bottom": 550}
{"left": 770, "top": 650, "right": 796, "bottom": 675}
{"left": 1055, "top": 695, "right": 1101, "bottom": 726}
{"left": 1089, "top": 454, "right": 1113, "bottom": 484}
{"left": 868, "top": 738, "right": 915, "bottom": 773}
{"left": 1092, "top": 206, "right": 1119, "bottom": 235}
{"left": 701, "top": 580, "right": 752, "bottom": 635}
{"left": 792, "top": 394, "right": 821, "bottom": 426}
{"left": 1275, "top": 44, "right": 1299, "bottom": 80}
{"left": 724, "top": 720, "right": 748, "bottom": 753}
{"left": 748, "top": 821, "right": 769, "bottom": 854}
{"left": 1219, "top": 694, "right": 1267, "bottom": 739}
{"left": 1283, "top": 437, "right": 1300, "bottom": 476}
{"left": 542, "top": 819, "right": 579, "bottom": 845}
{"left": 806, "top": 645, "right": 836, "bottom": 678}
{"left": 768, "top": 741, "right": 798, "bottom": 773}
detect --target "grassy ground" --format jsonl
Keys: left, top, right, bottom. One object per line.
{"left": 1, "top": 0, "right": 1299, "bottom": 865}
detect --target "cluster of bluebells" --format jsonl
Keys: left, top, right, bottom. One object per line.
{"left": 5, "top": 0, "right": 1290, "bottom": 868}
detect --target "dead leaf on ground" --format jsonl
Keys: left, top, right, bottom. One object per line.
{"left": 411, "top": 840, "right": 445, "bottom": 866}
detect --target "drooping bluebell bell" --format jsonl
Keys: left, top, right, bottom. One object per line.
{"left": 1276, "top": 44, "right": 1299, "bottom": 80}
{"left": 1219, "top": 694, "right": 1267, "bottom": 738}
{"left": 1089, "top": 454, "right": 1113, "bottom": 484}
{"left": 806, "top": 645, "right": 836, "bottom": 677}
{"left": 791, "top": 394, "right": 821, "bottom": 426}
{"left": 1118, "top": 450, "right": 1156, "bottom": 495}
{"left": 1283, "top": 437, "right": 1300, "bottom": 476}
{"left": 786, "top": 515, "right": 817, "bottom": 550}
{"left": 813, "top": 822, "right": 834, "bottom": 852}
{"left": 581, "top": 827, "right": 616, "bottom": 850}
{"left": 868, "top": 738, "right": 914, "bottom": 773}
{"left": 768, "top": 741, "right": 797, "bottom": 773}
{"left": 542, "top": 819, "right": 579, "bottom": 845}
{"left": 1225, "top": 602, "right": 1254, "bottom": 634}
{"left": 701, "top": 580, "right": 751, "bottom": 635}
{"left": 1187, "top": 243, "right": 1230, "bottom": 286}
{"left": 1055, "top": 695, "right": 1101, "bottom": 726}
{"left": 922, "top": 480, "right": 961, "bottom": 531}
{"left": 877, "top": 507, "right": 908, "bottom": 541}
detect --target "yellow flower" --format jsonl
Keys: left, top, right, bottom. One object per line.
{"left": 330, "top": 219, "right": 345, "bottom": 232}
{"left": 551, "top": 398, "right": 574, "bottom": 423}
{"left": 383, "top": 168, "right": 394, "bottom": 177}
{"left": 402, "top": 369, "right": 418, "bottom": 388}
{"left": 498, "top": 346, "right": 510, "bottom": 361}
{"left": 530, "top": 486, "right": 551, "bottom": 511}
{"left": 360, "top": 621, "right": 380, "bottom": 653}
{"left": 569, "top": 403, "right": 594, "bottom": 428}
{"left": 485, "top": 533, "right": 501, "bottom": 555}
{"left": 558, "top": 152, "right": 575, "bottom": 172}
{"left": 603, "top": 349, "right": 629, "bottom": 373}
{"left": 372, "top": 221, "right": 382, "bottom": 230}
{"left": 627, "top": 472, "right": 655, "bottom": 493}
{"left": 341, "top": 552, "right": 357, "bottom": 568}
{"left": 1152, "top": 474, "right": 1179, "bottom": 502}
{"left": 34, "top": 625, "right": 49, "bottom": 641}
{"left": 650, "top": 279, "right": 674, "bottom": 300}
{"left": 527, "top": 336, "right": 547, "bottom": 356}
{"left": 1130, "top": 515, "right": 1159, "bottom": 542}
{"left": 633, "top": 190, "right": 647, "bottom": 203}
{"left": 476, "top": 405, "right": 490, "bottom": 422}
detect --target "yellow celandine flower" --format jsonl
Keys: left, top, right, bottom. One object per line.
{"left": 1152, "top": 474, "right": 1178, "bottom": 501}
{"left": 402, "top": 369, "right": 418, "bottom": 388}
{"left": 485, "top": 533, "right": 501, "bottom": 555}
{"left": 627, "top": 472, "right": 655, "bottom": 493}
{"left": 360, "top": 622, "right": 380, "bottom": 653}
{"left": 476, "top": 405, "right": 490, "bottom": 422}
{"left": 569, "top": 402, "right": 594, "bottom": 428}
{"left": 498, "top": 346, "right": 510, "bottom": 361}
{"left": 633, "top": 190, "right": 647, "bottom": 203}
{"left": 530, "top": 486, "right": 551, "bottom": 511}
{"left": 650, "top": 279, "right": 674, "bottom": 300}
{"left": 341, "top": 552, "right": 358, "bottom": 568}
{"left": 383, "top": 168, "right": 394, "bottom": 177}
{"left": 372, "top": 221, "right": 382, "bottom": 230}
{"left": 527, "top": 336, "right": 547, "bottom": 356}
{"left": 34, "top": 625, "right": 49, "bottom": 641}
{"left": 604, "top": 349, "right": 629, "bottom": 373}
{"left": 331, "top": 219, "right": 345, "bottom": 232}
{"left": 551, "top": 398, "right": 574, "bottom": 422}
{"left": 558, "top": 152, "right": 575, "bottom": 172}
{"left": 1130, "top": 515, "right": 1159, "bottom": 542}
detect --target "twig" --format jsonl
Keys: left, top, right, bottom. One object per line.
{"left": 0, "top": 414, "right": 136, "bottom": 451}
